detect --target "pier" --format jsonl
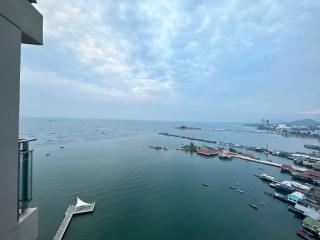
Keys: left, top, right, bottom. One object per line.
{"left": 160, "top": 133, "right": 282, "bottom": 168}
{"left": 159, "top": 132, "right": 319, "bottom": 164}
{"left": 234, "top": 155, "right": 281, "bottom": 168}
{"left": 53, "top": 198, "right": 95, "bottom": 240}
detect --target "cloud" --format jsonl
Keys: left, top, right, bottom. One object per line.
{"left": 21, "top": 0, "right": 320, "bottom": 120}
{"left": 298, "top": 110, "right": 320, "bottom": 115}
{"left": 21, "top": 68, "right": 125, "bottom": 98}
{"left": 34, "top": 0, "right": 176, "bottom": 101}
{"left": 22, "top": 67, "right": 175, "bottom": 102}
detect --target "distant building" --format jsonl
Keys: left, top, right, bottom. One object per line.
{"left": 196, "top": 147, "right": 217, "bottom": 156}
{"left": 266, "top": 119, "right": 270, "bottom": 127}
{"left": 295, "top": 204, "right": 320, "bottom": 220}
{"left": 276, "top": 124, "right": 291, "bottom": 133}
{"left": 277, "top": 124, "right": 289, "bottom": 129}
{"left": 288, "top": 192, "right": 305, "bottom": 204}
{"left": 303, "top": 217, "right": 320, "bottom": 235}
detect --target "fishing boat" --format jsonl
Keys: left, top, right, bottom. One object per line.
{"left": 229, "top": 185, "right": 236, "bottom": 189}
{"left": 202, "top": 183, "right": 209, "bottom": 187}
{"left": 270, "top": 182, "right": 295, "bottom": 193}
{"left": 259, "top": 173, "right": 275, "bottom": 182}
{"left": 273, "top": 192, "right": 289, "bottom": 202}
{"left": 304, "top": 145, "right": 320, "bottom": 151}
{"left": 218, "top": 152, "right": 233, "bottom": 159}
{"left": 249, "top": 203, "right": 258, "bottom": 209}
{"left": 297, "top": 228, "right": 316, "bottom": 240}
{"left": 149, "top": 145, "right": 162, "bottom": 150}
{"left": 237, "top": 189, "right": 244, "bottom": 193}
{"left": 288, "top": 206, "right": 304, "bottom": 216}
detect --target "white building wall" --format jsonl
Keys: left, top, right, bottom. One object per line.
{"left": 0, "top": 1, "right": 42, "bottom": 239}
{"left": 0, "top": 14, "right": 22, "bottom": 239}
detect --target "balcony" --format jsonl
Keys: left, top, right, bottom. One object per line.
{"left": 18, "top": 139, "right": 36, "bottom": 217}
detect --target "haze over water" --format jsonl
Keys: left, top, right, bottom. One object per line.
{"left": 21, "top": 118, "right": 320, "bottom": 240}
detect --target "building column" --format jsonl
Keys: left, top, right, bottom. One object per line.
{"left": 0, "top": 14, "right": 22, "bottom": 239}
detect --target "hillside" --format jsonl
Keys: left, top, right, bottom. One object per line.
{"left": 286, "top": 119, "right": 320, "bottom": 127}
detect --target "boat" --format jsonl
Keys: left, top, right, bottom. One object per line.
{"left": 149, "top": 145, "right": 162, "bottom": 150}
{"left": 202, "top": 183, "right": 209, "bottom": 187}
{"left": 270, "top": 182, "right": 295, "bottom": 193}
{"left": 304, "top": 145, "right": 320, "bottom": 151}
{"left": 259, "top": 173, "right": 275, "bottom": 182}
{"left": 312, "top": 162, "right": 320, "bottom": 170}
{"left": 249, "top": 203, "right": 258, "bottom": 209}
{"left": 218, "top": 152, "right": 233, "bottom": 159}
{"left": 259, "top": 202, "right": 265, "bottom": 206}
{"left": 237, "top": 189, "right": 244, "bottom": 193}
{"left": 292, "top": 172, "right": 313, "bottom": 182}
{"left": 273, "top": 192, "right": 289, "bottom": 202}
{"left": 229, "top": 185, "right": 236, "bottom": 189}
{"left": 297, "top": 228, "right": 316, "bottom": 240}
{"left": 291, "top": 181, "right": 311, "bottom": 191}
{"left": 288, "top": 206, "right": 304, "bottom": 216}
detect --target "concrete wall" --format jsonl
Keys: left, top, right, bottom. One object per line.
{"left": 2, "top": 208, "right": 38, "bottom": 240}
{"left": 0, "top": 0, "right": 43, "bottom": 45}
{"left": 0, "top": 15, "right": 22, "bottom": 239}
{"left": 0, "top": 1, "right": 42, "bottom": 239}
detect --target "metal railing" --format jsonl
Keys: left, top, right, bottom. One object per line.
{"left": 18, "top": 139, "right": 36, "bottom": 217}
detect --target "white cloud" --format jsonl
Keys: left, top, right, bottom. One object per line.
{"left": 34, "top": 0, "right": 175, "bottom": 101}
{"left": 25, "top": 0, "right": 320, "bottom": 120}
{"left": 21, "top": 68, "right": 125, "bottom": 98}
{"left": 22, "top": 66, "right": 177, "bottom": 102}
{"left": 298, "top": 110, "right": 320, "bottom": 115}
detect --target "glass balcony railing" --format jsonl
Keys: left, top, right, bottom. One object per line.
{"left": 18, "top": 139, "right": 36, "bottom": 217}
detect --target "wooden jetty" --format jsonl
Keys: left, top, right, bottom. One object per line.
{"left": 53, "top": 197, "right": 95, "bottom": 240}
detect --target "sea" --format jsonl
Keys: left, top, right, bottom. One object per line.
{"left": 19, "top": 118, "right": 320, "bottom": 240}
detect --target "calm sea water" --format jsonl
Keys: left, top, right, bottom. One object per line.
{"left": 20, "top": 118, "right": 320, "bottom": 240}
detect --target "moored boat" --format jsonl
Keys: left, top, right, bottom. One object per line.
{"left": 288, "top": 206, "right": 304, "bottom": 216}
{"left": 259, "top": 173, "right": 275, "bottom": 182}
{"left": 270, "top": 181, "right": 295, "bottom": 193}
{"left": 273, "top": 192, "right": 290, "bottom": 202}
{"left": 304, "top": 145, "right": 320, "bottom": 151}
{"left": 296, "top": 228, "right": 316, "bottom": 240}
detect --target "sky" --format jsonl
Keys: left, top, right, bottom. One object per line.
{"left": 20, "top": 0, "right": 320, "bottom": 122}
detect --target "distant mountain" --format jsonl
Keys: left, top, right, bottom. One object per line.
{"left": 286, "top": 119, "right": 320, "bottom": 127}
{"left": 269, "top": 119, "right": 287, "bottom": 124}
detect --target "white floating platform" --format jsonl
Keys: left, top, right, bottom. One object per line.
{"left": 53, "top": 198, "right": 95, "bottom": 240}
